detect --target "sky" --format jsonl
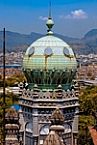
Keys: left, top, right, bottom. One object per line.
{"left": 1, "top": 0, "right": 97, "bottom": 38}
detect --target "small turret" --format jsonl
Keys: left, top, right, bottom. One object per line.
{"left": 50, "top": 108, "right": 64, "bottom": 133}
{"left": 5, "top": 108, "right": 20, "bottom": 145}
{"left": 43, "top": 108, "right": 65, "bottom": 145}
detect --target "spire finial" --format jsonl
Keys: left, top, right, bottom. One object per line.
{"left": 49, "top": 1, "right": 51, "bottom": 19}
{"left": 46, "top": 1, "right": 54, "bottom": 35}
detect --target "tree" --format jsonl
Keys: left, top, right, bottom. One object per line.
{"left": 78, "top": 86, "right": 97, "bottom": 145}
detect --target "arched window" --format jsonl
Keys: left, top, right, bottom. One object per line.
{"left": 40, "top": 125, "right": 49, "bottom": 135}
{"left": 44, "top": 47, "right": 53, "bottom": 56}
{"left": 63, "top": 47, "right": 70, "bottom": 57}
{"left": 64, "top": 123, "right": 71, "bottom": 133}
{"left": 26, "top": 122, "right": 33, "bottom": 133}
{"left": 28, "top": 47, "right": 35, "bottom": 57}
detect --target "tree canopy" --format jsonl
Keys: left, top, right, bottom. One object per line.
{"left": 78, "top": 85, "right": 97, "bottom": 145}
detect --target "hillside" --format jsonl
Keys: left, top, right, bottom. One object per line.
{"left": 0, "top": 29, "right": 97, "bottom": 54}
{"left": 0, "top": 31, "right": 43, "bottom": 52}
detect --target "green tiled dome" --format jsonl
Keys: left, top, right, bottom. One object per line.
{"left": 23, "top": 17, "right": 77, "bottom": 87}
{"left": 23, "top": 35, "right": 76, "bottom": 70}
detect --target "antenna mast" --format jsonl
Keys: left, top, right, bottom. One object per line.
{"left": 49, "top": 1, "right": 51, "bottom": 18}
{"left": 2, "top": 28, "right": 6, "bottom": 145}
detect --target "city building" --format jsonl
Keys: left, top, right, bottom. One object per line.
{"left": 19, "top": 12, "right": 79, "bottom": 145}
{"left": 0, "top": 64, "right": 22, "bottom": 78}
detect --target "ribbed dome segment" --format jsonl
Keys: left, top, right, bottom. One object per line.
{"left": 23, "top": 34, "right": 77, "bottom": 87}
{"left": 23, "top": 35, "right": 76, "bottom": 69}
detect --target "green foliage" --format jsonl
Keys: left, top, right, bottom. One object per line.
{"left": 78, "top": 86, "right": 97, "bottom": 145}
{"left": 0, "top": 73, "right": 26, "bottom": 87}
{"left": 79, "top": 86, "right": 97, "bottom": 114}
{"left": 78, "top": 115, "right": 94, "bottom": 145}
{"left": 6, "top": 73, "right": 26, "bottom": 86}
{"left": 0, "top": 92, "right": 19, "bottom": 141}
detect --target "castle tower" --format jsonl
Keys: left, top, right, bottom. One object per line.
{"left": 5, "top": 108, "right": 20, "bottom": 145}
{"left": 19, "top": 9, "right": 79, "bottom": 145}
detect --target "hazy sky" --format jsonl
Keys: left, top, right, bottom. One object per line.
{"left": 1, "top": 0, "right": 97, "bottom": 38}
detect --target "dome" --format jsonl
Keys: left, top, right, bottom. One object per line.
{"left": 23, "top": 16, "right": 77, "bottom": 89}
{"left": 23, "top": 35, "right": 76, "bottom": 70}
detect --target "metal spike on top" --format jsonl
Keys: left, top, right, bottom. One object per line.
{"left": 46, "top": 1, "right": 54, "bottom": 35}
{"left": 49, "top": 0, "right": 51, "bottom": 19}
